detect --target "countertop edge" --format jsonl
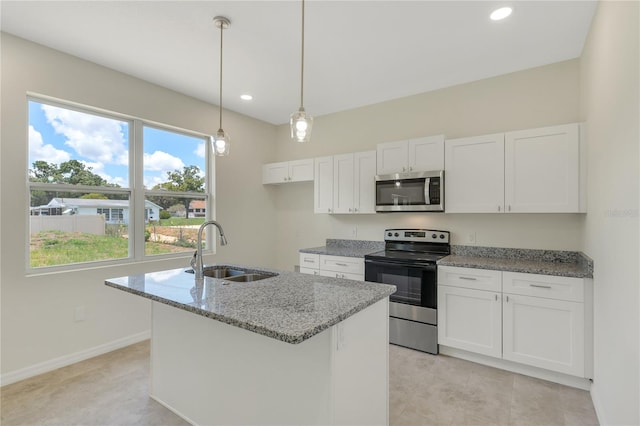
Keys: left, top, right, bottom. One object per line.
{"left": 437, "top": 255, "right": 593, "bottom": 279}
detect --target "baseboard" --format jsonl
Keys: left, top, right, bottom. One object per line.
{"left": 589, "top": 382, "right": 605, "bottom": 426}
{"left": 439, "top": 345, "right": 592, "bottom": 390}
{"left": 0, "top": 330, "right": 151, "bottom": 387}
{"left": 150, "top": 394, "right": 198, "bottom": 426}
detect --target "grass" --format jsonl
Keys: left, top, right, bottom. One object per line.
{"left": 30, "top": 230, "right": 190, "bottom": 268}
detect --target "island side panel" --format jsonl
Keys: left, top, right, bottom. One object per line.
{"left": 150, "top": 301, "right": 334, "bottom": 426}
{"left": 332, "top": 297, "right": 389, "bottom": 426}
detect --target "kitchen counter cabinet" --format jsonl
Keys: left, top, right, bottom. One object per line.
{"left": 106, "top": 266, "right": 394, "bottom": 425}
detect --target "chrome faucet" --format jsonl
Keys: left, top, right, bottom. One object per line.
{"left": 191, "top": 220, "right": 228, "bottom": 280}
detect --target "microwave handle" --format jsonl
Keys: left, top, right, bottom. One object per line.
{"left": 424, "top": 177, "right": 431, "bottom": 205}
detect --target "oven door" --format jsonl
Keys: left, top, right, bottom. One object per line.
{"left": 364, "top": 259, "right": 437, "bottom": 310}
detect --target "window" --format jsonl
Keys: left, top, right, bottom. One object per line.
{"left": 28, "top": 97, "right": 212, "bottom": 270}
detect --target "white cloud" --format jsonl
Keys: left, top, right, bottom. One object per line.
{"left": 194, "top": 142, "right": 206, "bottom": 158}
{"left": 29, "top": 125, "right": 71, "bottom": 165}
{"left": 41, "top": 105, "right": 128, "bottom": 165}
{"left": 143, "top": 151, "right": 185, "bottom": 172}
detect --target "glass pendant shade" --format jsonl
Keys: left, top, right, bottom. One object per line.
{"left": 211, "top": 130, "right": 230, "bottom": 156}
{"left": 290, "top": 107, "right": 313, "bottom": 143}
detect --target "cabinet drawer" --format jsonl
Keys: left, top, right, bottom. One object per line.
{"left": 319, "top": 270, "right": 363, "bottom": 281}
{"left": 299, "top": 253, "right": 320, "bottom": 269}
{"left": 300, "top": 267, "right": 320, "bottom": 276}
{"left": 503, "top": 272, "right": 584, "bottom": 302}
{"left": 320, "top": 255, "right": 364, "bottom": 275}
{"left": 438, "top": 266, "right": 502, "bottom": 292}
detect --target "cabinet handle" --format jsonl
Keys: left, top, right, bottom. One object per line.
{"left": 354, "top": 208, "right": 358, "bottom": 212}
{"left": 402, "top": 167, "right": 406, "bottom": 172}
{"left": 335, "top": 273, "right": 340, "bottom": 278}
{"left": 508, "top": 205, "right": 511, "bottom": 212}
{"left": 336, "top": 263, "right": 348, "bottom": 267}
{"left": 348, "top": 208, "right": 352, "bottom": 212}
{"left": 328, "top": 208, "right": 332, "bottom": 213}
{"left": 409, "top": 167, "right": 413, "bottom": 171}
{"left": 495, "top": 294, "right": 498, "bottom": 301}
{"left": 303, "top": 259, "right": 314, "bottom": 263}
{"left": 313, "top": 271, "right": 319, "bottom": 275}
{"left": 459, "top": 276, "right": 477, "bottom": 281}
{"left": 505, "top": 295, "right": 509, "bottom": 302}
{"left": 529, "top": 284, "right": 552, "bottom": 289}
{"left": 498, "top": 205, "right": 501, "bottom": 212}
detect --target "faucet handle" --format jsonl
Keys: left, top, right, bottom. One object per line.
{"left": 190, "top": 250, "right": 198, "bottom": 269}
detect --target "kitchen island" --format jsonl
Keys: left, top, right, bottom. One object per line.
{"left": 105, "top": 264, "right": 395, "bottom": 426}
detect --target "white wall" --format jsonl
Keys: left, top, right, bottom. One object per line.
{"left": 271, "top": 60, "right": 585, "bottom": 270}
{"left": 579, "top": 2, "right": 640, "bottom": 425}
{"left": 0, "top": 34, "right": 278, "bottom": 380}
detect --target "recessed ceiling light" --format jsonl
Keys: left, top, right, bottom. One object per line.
{"left": 490, "top": 7, "right": 512, "bottom": 21}
{"left": 240, "top": 94, "right": 253, "bottom": 101}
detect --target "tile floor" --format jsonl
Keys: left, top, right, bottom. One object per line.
{"left": 1, "top": 340, "right": 599, "bottom": 425}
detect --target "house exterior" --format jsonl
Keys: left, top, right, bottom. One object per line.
{"left": 30, "top": 198, "right": 162, "bottom": 225}
{"left": 188, "top": 200, "right": 206, "bottom": 218}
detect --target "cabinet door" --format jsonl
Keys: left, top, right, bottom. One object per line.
{"left": 503, "top": 293, "right": 585, "bottom": 376}
{"left": 262, "top": 162, "right": 289, "bottom": 184}
{"left": 288, "top": 159, "right": 314, "bottom": 182}
{"left": 438, "top": 285, "right": 502, "bottom": 358}
{"left": 333, "top": 154, "right": 355, "bottom": 214}
{"left": 353, "top": 151, "right": 376, "bottom": 214}
{"left": 314, "top": 157, "right": 334, "bottom": 214}
{"left": 445, "top": 133, "right": 505, "bottom": 213}
{"left": 376, "top": 140, "right": 408, "bottom": 175}
{"left": 505, "top": 123, "right": 580, "bottom": 212}
{"left": 408, "top": 135, "right": 445, "bottom": 172}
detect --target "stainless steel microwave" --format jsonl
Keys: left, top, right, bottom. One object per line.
{"left": 375, "top": 170, "right": 444, "bottom": 212}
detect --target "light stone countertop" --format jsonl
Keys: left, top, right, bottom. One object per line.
{"left": 105, "top": 264, "right": 396, "bottom": 344}
{"left": 438, "top": 246, "right": 593, "bottom": 278}
{"left": 299, "top": 239, "right": 385, "bottom": 258}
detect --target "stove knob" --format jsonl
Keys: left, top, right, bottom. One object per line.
{"left": 394, "top": 232, "right": 399, "bottom": 237}
{"left": 387, "top": 232, "right": 393, "bottom": 237}
{"left": 440, "top": 234, "right": 445, "bottom": 239}
{"left": 432, "top": 233, "right": 437, "bottom": 239}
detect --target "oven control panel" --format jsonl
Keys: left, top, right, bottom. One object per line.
{"left": 384, "top": 229, "right": 449, "bottom": 243}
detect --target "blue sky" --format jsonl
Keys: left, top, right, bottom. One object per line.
{"left": 28, "top": 101, "right": 206, "bottom": 188}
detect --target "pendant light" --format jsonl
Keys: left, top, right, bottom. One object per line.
{"left": 290, "top": 0, "right": 313, "bottom": 143}
{"left": 212, "top": 16, "right": 230, "bottom": 156}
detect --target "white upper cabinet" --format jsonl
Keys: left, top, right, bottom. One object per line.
{"left": 353, "top": 151, "right": 377, "bottom": 214}
{"left": 445, "top": 123, "right": 585, "bottom": 213}
{"left": 314, "top": 156, "right": 334, "bottom": 214}
{"left": 505, "top": 123, "right": 580, "bottom": 213}
{"left": 333, "top": 151, "right": 376, "bottom": 214}
{"left": 376, "top": 135, "right": 444, "bottom": 175}
{"left": 445, "top": 133, "right": 505, "bottom": 213}
{"left": 262, "top": 159, "right": 314, "bottom": 184}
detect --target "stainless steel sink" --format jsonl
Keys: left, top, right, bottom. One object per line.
{"left": 223, "top": 273, "right": 276, "bottom": 282}
{"left": 185, "top": 266, "right": 246, "bottom": 278}
{"left": 185, "top": 266, "right": 277, "bottom": 282}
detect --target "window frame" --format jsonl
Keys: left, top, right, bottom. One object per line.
{"left": 26, "top": 94, "right": 215, "bottom": 274}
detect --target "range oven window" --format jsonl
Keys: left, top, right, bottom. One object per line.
{"left": 365, "top": 261, "right": 436, "bottom": 309}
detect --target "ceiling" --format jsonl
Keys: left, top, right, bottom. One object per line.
{"left": 1, "top": 1, "right": 597, "bottom": 125}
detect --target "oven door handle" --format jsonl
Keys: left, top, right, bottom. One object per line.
{"left": 365, "top": 259, "right": 437, "bottom": 271}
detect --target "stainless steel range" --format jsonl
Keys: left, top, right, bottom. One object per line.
{"left": 364, "top": 229, "right": 450, "bottom": 354}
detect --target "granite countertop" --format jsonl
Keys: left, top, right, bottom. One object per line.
{"left": 438, "top": 246, "right": 593, "bottom": 278}
{"left": 299, "top": 239, "right": 385, "bottom": 258}
{"left": 105, "top": 264, "right": 395, "bottom": 344}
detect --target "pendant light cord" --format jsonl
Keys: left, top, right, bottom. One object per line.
{"left": 219, "top": 21, "right": 224, "bottom": 131}
{"left": 300, "top": 0, "right": 305, "bottom": 109}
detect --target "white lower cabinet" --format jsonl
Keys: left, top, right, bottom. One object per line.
{"left": 438, "top": 265, "right": 590, "bottom": 378}
{"left": 299, "top": 253, "right": 364, "bottom": 281}
{"left": 502, "top": 293, "right": 584, "bottom": 376}
{"left": 438, "top": 285, "right": 502, "bottom": 358}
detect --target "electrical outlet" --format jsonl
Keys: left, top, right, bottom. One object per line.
{"left": 468, "top": 232, "right": 476, "bottom": 245}
{"left": 74, "top": 306, "right": 85, "bottom": 322}
{"left": 349, "top": 226, "right": 357, "bottom": 238}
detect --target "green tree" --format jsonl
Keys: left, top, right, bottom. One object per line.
{"left": 80, "top": 193, "right": 109, "bottom": 199}
{"left": 151, "top": 166, "right": 204, "bottom": 218}
{"left": 29, "top": 160, "right": 122, "bottom": 206}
